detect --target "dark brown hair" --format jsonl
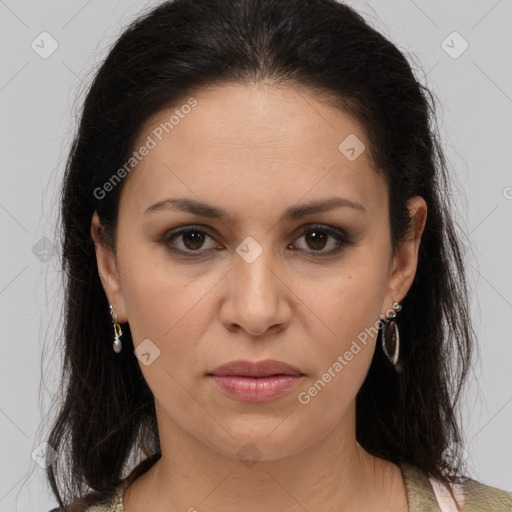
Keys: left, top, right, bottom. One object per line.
{"left": 45, "top": 0, "right": 475, "bottom": 508}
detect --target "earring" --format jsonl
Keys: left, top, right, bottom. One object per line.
{"left": 380, "top": 301, "right": 403, "bottom": 373}
{"left": 109, "top": 304, "right": 123, "bottom": 353}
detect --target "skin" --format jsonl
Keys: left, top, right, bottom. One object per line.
{"left": 91, "top": 82, "right": 427, "bottom": 512}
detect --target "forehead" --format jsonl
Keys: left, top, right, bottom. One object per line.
{"left": 120, "top": 83, "right": 386, "bottom": 219}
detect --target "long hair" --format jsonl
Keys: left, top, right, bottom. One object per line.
{"left": 45, "top": 0, "right": 475, "bottom": 508}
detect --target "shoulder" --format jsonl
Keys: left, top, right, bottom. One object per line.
{"left": 46, "top": 507, "right": 114, "bottom": 512}
{"left": 46, "top": 481, "right": 126, "bottom": 512}
{"left": 429, "top": 472, "right": 512, "bottom": 511}
{"left": 47, "top": 504, "right": 116, "bottom": 512}
{"left": 400, "top": 461, "right": 512, "bottom": 511}
{"left": 47, "top": 501, "right": 120, "bottom": 512}
{"left": 458, "top": 476, "right": 512, "bottom": 511}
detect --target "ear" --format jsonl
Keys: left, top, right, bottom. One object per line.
{"left": 383, "top": 196, "right": 427, "bottom": 312}
{"left": 91, "top": 210, "right": 128, "bottom": 323}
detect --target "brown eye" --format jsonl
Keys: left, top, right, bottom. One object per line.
{"left": 162, "top": 226, "right": 219, "bottom": 254}
{"left": 304, "top": 229, "right": 329, "bottom": 251}
{"left": 292, "top": 224, "right": 352, "bottom": 256}
{"left": 181, "top": 230, "right": 207, "bottom": 250}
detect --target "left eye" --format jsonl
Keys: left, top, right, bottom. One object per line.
{"left": 291, "top": 224, "right": 351, "bottom": 255}
{"left": 161, "top": 224, "right": 351, "bottom": 256}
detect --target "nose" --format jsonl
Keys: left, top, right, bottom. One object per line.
{"left": 219, "top": 240, "right": 292, "bottom": 336}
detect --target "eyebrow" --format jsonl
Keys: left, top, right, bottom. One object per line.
{"left": 144, "top": 196, "right": 366, "bottom": 222}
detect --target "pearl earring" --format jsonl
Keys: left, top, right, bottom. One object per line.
{"left": 109, "top": 304, "right": 123, "bottom": 353}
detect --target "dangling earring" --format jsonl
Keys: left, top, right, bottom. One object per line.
{"left": 380, "top": 301, "right": 403, "bottom": 373}
{"left": 109, "top": 304, "right": 123, "bottom": 353}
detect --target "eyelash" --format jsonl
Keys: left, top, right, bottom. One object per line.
{"left": 160, "top": 224, "right": 353, "bottom": 258}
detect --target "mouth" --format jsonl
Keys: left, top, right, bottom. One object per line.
{"left": 206, "top": 372, "right": 303, "bottom": 377}
{"left": 208, "top": 358, "right": 304, "bottom": 378}
{"left": 206, "top": 359, "right": 305, "bottom": 403}
{"left": 207, "top": 374, "right": 304, "bottom": 403}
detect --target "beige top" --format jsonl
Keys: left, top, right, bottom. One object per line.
{"left": 80, "top": 462, "right": 512, "bottom": 511}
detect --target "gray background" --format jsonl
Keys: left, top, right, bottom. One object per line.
{"left": 0, "top": 0, "right": 511, "bottom": 510}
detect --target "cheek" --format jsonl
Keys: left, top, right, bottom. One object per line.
{"left": 301, "top": 250, "right": 388, "bottom": 389}
{"left": 295, "top": 275, "right": 383, "bottom": 428}
{"left": 118, "top": 239, "right": 206, "bottom": 339}
{"left": 312, "top": 290, "right": 380, "bottom": 389}
{"left": 118, "top": 257, "right": 214, "bottom": 420}
{"left": 118, "top": 247, "right": 221, "bottom": 384}
{"left": 311, "top": 251, "right": 387, "bottom": 339}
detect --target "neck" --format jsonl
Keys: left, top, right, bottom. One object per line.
{"left": 124, "top": 400, "right": 407, "bottom": 512}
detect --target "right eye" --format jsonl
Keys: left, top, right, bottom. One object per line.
{"left": 160, "top": 225, "right": 222, "bottom": 256}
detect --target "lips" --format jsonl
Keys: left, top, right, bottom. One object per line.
{"left": 208, "top": 358, "right": 304, "bottom": 377}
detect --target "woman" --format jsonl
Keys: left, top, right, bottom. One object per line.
{"left": 45, "top": 0, "right": 512, "bottom": 510}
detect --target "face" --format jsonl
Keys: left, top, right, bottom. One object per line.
{"left": 92, "top": 83, "right": 426, "bottom": 461}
